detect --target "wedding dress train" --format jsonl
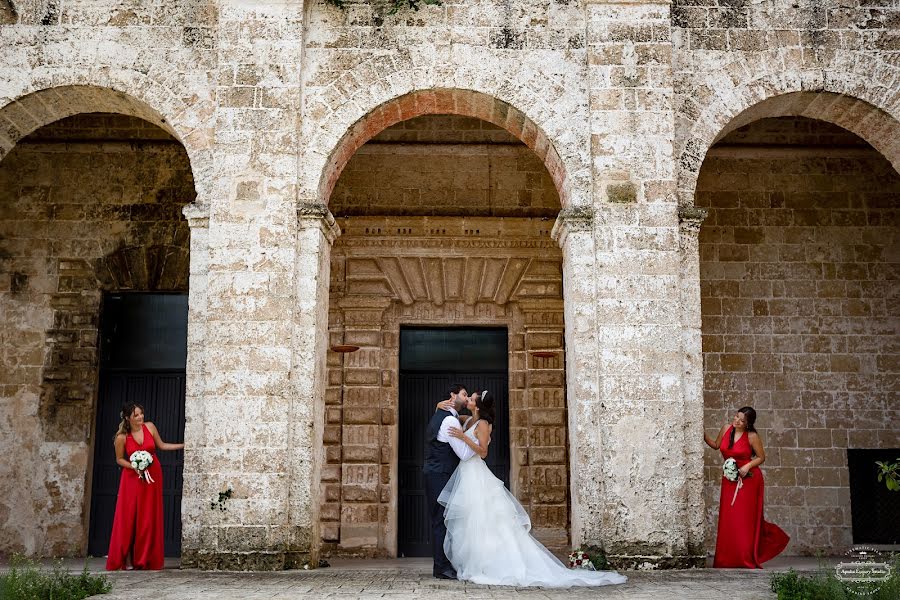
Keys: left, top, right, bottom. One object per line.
{"left": 437, "top": 422, "right": 627, "bottom": 588}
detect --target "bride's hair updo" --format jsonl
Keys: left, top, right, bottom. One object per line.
{"left": 476, "top": 394, "right": 496, "bottom": 425}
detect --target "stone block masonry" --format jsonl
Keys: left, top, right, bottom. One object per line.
{"left": 698, "top": 117, "right": 899, "bottom": 554}
{"left": 0, "top": 0, "right": 897, "bottom": 569}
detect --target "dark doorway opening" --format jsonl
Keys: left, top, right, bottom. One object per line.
{"left": 88, "top": 293, "right": 188, "bottom": 558}
{"left": 397, "top": 327, "right": 509, "bottom": 558}
{"left": 847, "top": 448, "right": 900, "bottom": 544}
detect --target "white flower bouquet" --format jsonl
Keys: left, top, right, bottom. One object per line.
{"left": 723, "top": 457, "right": 752, "bottom": 505}
{"left": 130, "top": 450, "right": 155, "bottom": 483}
{"left": 722, "top": 457, "right": 740, "bottom": 482}
{"left": 567, "top": 550, "right": 596, "bottom": 571}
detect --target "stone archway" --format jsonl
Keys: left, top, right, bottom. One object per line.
{"left": 0, "top": 104, "right": 197, "bottom": 555}
{"left": 678, "top": 88, "right": 900, "bottom": 207}
{"left": 316, "top": 89, "right": 574, "bottom": 209}
{"left": 694, "top": 105, "right": 900, "bottom": 555}
{"left": 295, "top": 99, "right": 593, "bottom": 560}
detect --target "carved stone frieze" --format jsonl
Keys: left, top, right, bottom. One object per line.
{"left": 332, "top": 217, "right": 562, "bottom": 307}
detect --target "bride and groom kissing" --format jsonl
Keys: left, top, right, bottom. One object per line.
{"left": 423, "top": 384, "right": 627, "bottom": 588}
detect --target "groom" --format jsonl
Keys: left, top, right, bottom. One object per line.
{"left": 423, "top": 383, "right": 477, "bottom": 579}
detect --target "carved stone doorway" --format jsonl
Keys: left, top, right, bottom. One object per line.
{"left": 396, "top": 327, "right": 510, "bottom": 557}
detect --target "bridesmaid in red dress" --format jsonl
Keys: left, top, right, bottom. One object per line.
{"left": 106, "top": 402, "right": 184, "bottom": 570}
{"left": 704, "top": 406, "right": 789, "bottom": 568}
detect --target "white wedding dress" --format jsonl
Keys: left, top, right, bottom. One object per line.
{"left": 437, "top": 420, "right": 627, "bottom": 588}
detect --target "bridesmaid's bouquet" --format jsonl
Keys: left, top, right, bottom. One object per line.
{"left": 722, "top": 458, "right": 740, "bottom": 482}
{"left": 130, "top": 450, "right": 155, "bottom": 483}
{"left": 567, "top": 550, "right": 596, "bottom": 570}
{"left": 722, "top": 458, "right": 751, "bottom": 506}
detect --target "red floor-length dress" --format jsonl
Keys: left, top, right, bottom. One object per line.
{"left": 106, "top": 424, "right": 164, "bottom": 570}
{"left": 713, "top": 426, "right": 789, "bottom": 568}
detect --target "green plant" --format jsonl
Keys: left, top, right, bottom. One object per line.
{"left": 876, "top": 458, "right": 900, "bottom": 491}
{"left": 324, "top": 0, "right": 442, "bottom": 14}
{"left": 770, "top": 553, "right": 900, "bottom": 600}
{"left": 210, "top": 487, "right": 233, "bottom": 511}
{"left": 0, "top": 555, "right": 111, "bottom": 600}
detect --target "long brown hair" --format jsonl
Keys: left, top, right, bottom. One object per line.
{"left": 114, "top": 402, "right": 145, "bottom": 443}
{"left": 729, "top": 406, "right": 757, "bottom": 450}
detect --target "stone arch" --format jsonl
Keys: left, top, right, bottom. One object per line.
{"left": 94, "top": 244, "right": 191, "bottom": 292}
{"left": 315, "top": 89, "right": 573, "bottom": 209}
{"left": 677, "top": 65, "right": 900, "bottom": 206}
{"left": 300, "top": 43, "right": 590, "bottom": 209}
{"left": 0, "top": 76, "right": 212, "bottom": 199}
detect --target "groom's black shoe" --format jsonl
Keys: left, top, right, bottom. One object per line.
{"left": 434, "top": 569, "right": 457, "bottom": 580}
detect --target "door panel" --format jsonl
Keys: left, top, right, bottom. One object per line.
{"left": 397, "top": 328, "right": 509, "bottom": 558}
{"left": 87, "top": 293, "right": 187, "bottom": 558}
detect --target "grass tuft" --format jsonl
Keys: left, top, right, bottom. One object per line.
{"left": 0, "top": 555, "right": 111, "bottom": 600}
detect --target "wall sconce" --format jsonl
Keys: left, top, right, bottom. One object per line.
{"left": 330, "top": 344, "right": 360, "bottom": 353}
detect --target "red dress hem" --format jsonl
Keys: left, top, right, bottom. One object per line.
{"left": 105, "top": 424, "right": 165, "bottom": 571}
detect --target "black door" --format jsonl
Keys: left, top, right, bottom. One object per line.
{"left": 397, "top": 327, "right": 509, "bottom": 558}
{"left": 88, "top": 293, "right": 188, "bottom": 558}
{"left": 848, "top": 449, "right": 900, "bottom": 544}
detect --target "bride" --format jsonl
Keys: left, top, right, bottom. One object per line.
{"left": 436, "top": 392, "right": 627, "bottom": 588}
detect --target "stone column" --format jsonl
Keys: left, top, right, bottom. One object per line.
{"left": 678, "top": 206, "right": 708, "bottom": 561}
{"left": 333, "top": 296, "right": 393, "bottom": 554}
{"left": 180, "top": 203, "right": 210, "bottom": 563}
{"left": 585, "top": 0, "right": 700, "bottom": 567}
{"left": 551, "top": 206, "right": 602, "bottom": 551}
{"left": 287, "top": 203, "right": 340, "bottom": 567}
{"left": 179, "top": 0, "right": 306, "bottom": 570}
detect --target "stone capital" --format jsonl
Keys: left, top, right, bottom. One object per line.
{"left": 551, "top": 205, "right": 595, "bottom": 248}
{"left": 677, "top": 206, "right": 708, "bottom": 237}
{"left": 297, "top": 202, "right": 341, "bottom": 244}
{"left": 182, "top": 203, "right": 210, "bottom": 229}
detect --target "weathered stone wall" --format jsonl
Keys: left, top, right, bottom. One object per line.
{"left": 0, "top": 114, "right": 194, "bottom": 555}
{"left": 1, "top": 0, "right": 898, "bottom": 568}
{"left": 698, "top": 117, "right": 900, "bottom": 554}
{"left": 331, "top": 116, "right": 559, "bottom": 218}
{"left": 673, "top": 0, "right": 900, "bottom": 205}
{"left": 322, "top": 216, "right": 568, "bottom": 557}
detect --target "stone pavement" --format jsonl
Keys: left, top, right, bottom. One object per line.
{"left": 65, "top": 557, "right": 829, "bottom": 600}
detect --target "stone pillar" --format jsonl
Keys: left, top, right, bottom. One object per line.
{"left": 332, "top": 296, "right": 392, "bottom": 554}
{"left": 678, "top": 206, "right": 708, "bottom": 560}
{"left": 585, "top": 0, "right": 700, "bottom": 567}
{"left": 551, "top": 207, "right": 602, "bottom": 551}
{"left": 518, "top": 299, "right": 568, "bottom": 547}
{"left": 287, "top": 203, "right": 340, "bottom": 567}
{"left": 178, "top": 0, "right": 307, "bottom": 570}
{"left": 180, "top": 203, "right": 210, "bottom": 563}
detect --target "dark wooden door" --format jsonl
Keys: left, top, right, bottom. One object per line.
{"left": 397, "top": 328, "right": 509, "bottom": 558}
{"left": 848, "top": 448, "right": 900, "bottom": 544}
{"left": 88, "top": 293, "right": 187, "bottom": 558}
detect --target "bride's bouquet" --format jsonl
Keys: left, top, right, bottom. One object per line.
{"left": 567, "top": 550, "right": 596, "bottom": 571}
{"left": 130, "top": 450, "right": 155, "bottom": 483}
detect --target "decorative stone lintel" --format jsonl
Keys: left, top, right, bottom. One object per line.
{"left": 297, "top": 202, "right": 341, "bottom": 244}
{"left": 677, "top": 206, "right": 708, "bottom": 237}
{"left": 182, "top": 203, "right": 210, "bottom": 229}
{"left": 551, "top": 205, "right": 594, "bottom": 248}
